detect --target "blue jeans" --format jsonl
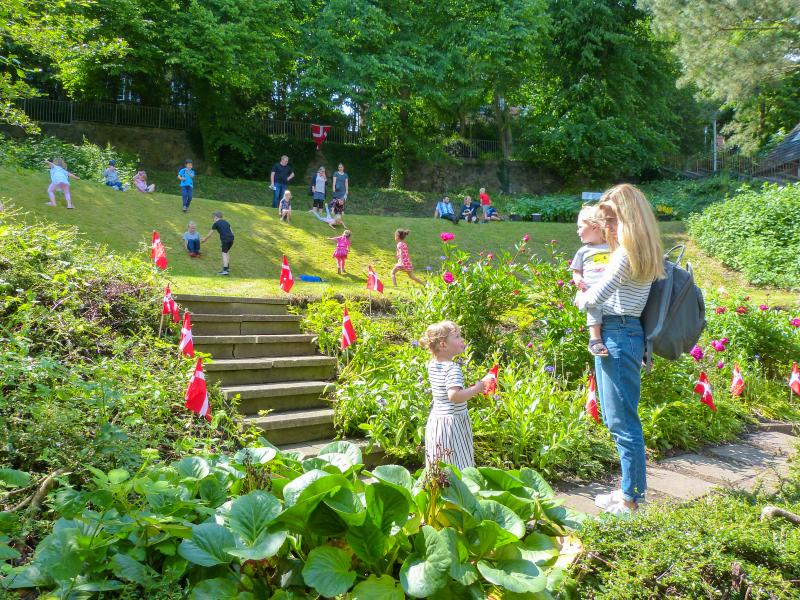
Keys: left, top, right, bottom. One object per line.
{"left": 186, "top": 239, "right": 200, "bottom": 254}
{"left": 105, "top": 181, "right": 124, "bottom": 191}
{"left": 595, "top": 315, "right": 646, "bottom": 502}
{"left": 272, "top": 183, "right": 287, "bottom": 208}
{"left": 181, "top": 186, "right": 193, "bottom": 209}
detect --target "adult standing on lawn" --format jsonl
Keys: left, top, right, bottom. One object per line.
{"left": 331, "top": 163, "right": 349, "bottom": 206}
{"left": 270, "top": 155, "right": 295, "bottom": 209}
{"left": 575, "top": 183, "right": 664, "bottom": 515}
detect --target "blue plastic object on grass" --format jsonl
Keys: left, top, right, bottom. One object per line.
{"left": 299, "top": 274, "right": 323, "bottom": 282}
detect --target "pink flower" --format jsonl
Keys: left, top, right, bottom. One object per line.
{"left": 736, "top": 306, "right": 748, "bottom": 315}
{"left": 690, "top": 345, "right": 704, "bottom": 361}
{"left": 567, "top": 259, "right": 573, "bottom": 266}
{"left": 715, "top": 307, "right": 727, "bottom": 314}
{"left": 716, "top": 360, "right": 725, "bottom": 369}
{"left": 711, "top": 340, "right": 725, "bottom": 352}
{"left": 442, "top": 271, "right": 454, "bottom": 284}
{"left": 479, "top": 251, "right": 484, "bottom": 256}
{"left": 759, "top": 304, "right": 769, "bottom": 311}
{"left": 791, "top": 318, "right": 800, "bottom": 328}
{"left": 550, "top": 239, "right": 557, "bottom": 245}
{"left": 721, "top": 337, "right": 730, "bottom": 345}
{"left": 440, "top": 232, "right": 455, "bottom": 242}
{"left": 487, "top": 253, "right": 494, "bottom": 260}
{"left": 557, "top": 280, "right": 565, "bottom": 287}
{"left": 522, "top": 234, "right": 530, "bottom": 243}
{"left": 526, "top": 342, "right": 533, "bottom": 348}
{"left": 557, "top": 303, "right": 564, "bottom": 309}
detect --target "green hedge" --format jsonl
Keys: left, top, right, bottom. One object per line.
{"left": 688, "top": 183, "right": 800, "bottom": 289}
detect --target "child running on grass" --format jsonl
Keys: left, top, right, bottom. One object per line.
{"left": 329, "top": 229, "right": 352, "bottom": 274}
{"left": 391, "top": 229, "right": 424, "bottom": 287}
{"left": 178, "top": 159, "right": 195, "bottom": 212}
{"left": 44, "top": 158, "right": 79, "bottom": 209}
{"left": 183, "top": 221, "right": 201, "bottom": 257}
{"left": 420, "top": 320, "right": 488, "bottom": 470}
{"left": 571, "top": 205, "right": 611, "bottom": 356}
{"left": 200, "top": 211, "right": 234, "bottom": 275}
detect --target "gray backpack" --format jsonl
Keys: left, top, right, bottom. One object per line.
{"left": 641, "top": 245, "right": 706, "bottom": 370}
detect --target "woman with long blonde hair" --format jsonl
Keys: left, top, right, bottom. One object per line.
{"left": 576, "top": 183, "right": 664, "bottom": 514}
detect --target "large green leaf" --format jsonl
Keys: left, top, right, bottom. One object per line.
{"left": 399, "top": 525, "right": 451, "bottom": 598}
{"left": 324, "top": 487, "right": 366, "bottom": 526}
{"left": 225, "top": 530, "right": 287, "bottom": 561}
{"left": 477, "top": 499, "right": 525, "bottom": 539}
{"left": 476, "top": 559, "right": 546, "bottom": 594}
{"left": 441, "top": 469, "right": 480, "bottom": 516}
{"left": 4, "top": 564, "right": 54, "bottom": 589}
{"left": 178, "top": 523, "right": 235, "bottom": 566}
{"left": 0, "top": 469, "right": 30, "bottom": 488}
{"left": 33, "top": 526, "right": 83, "bottom": 583}
{"left": 476, "top": 467, "right": 527, "bottom": 494}
{"left": 367, "top": 483, "right": 411, "bottom": 533}
{"left": 351, "top": 574, "right": 405, "bottom": 600}
{"left": 520, "top": 533, "right": 560, "bottom": 565}
{"left": 302, "top": 546, "right": 356, "bottom": 598}
{"left": 176, "top": 457, "right": 210, "bottom": 480}
{"left": 518, "top": 469, "right": 554, "bottom": 498}
{"left": 199, "top": 477, "right": 228, "bottom": 508}
{"left": 234, "top": 446, "right": 277, "bottom": 465}
{"left": 282, "top": 469, "right": 349, "bottom": 507}
{"left": 346, "top": 518, "right": 392, "bottom": 565}
{"left": 0, "top": 541, "right": 21, "bottom": 561}
{"left": 191, "top": 577, "right": 252, "bottom": 599}
{"left": 542, "top": 503, "right": 585, "bottom": 530}
{"left": 370, "top": 465, "right": 414, "bottom": 492}
{"left": 440, "top": 528, "right": 479, "bottom": 586}
{"left": 319, "top": 440, "right": 363, "bottom": 465}
{"left": 110, "top": 553, "right": 157, "bottom": 587}
{"left": 226, "top": 491, "right": 282, "bottom": 543}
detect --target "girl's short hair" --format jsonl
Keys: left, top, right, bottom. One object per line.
{"left": 188, "top": 221, "right": 196, "bottom": 227}
{"left": 343, "top": 229, "right": 351, "bottom": 237}
{"left": 395, "top": 228, "right": 410, "bottom": 240}
{"left": 577, "top": 204, "right": 605, "bottom": 229}
{"left": 53, "top": 158, "right": 66, "bottom": 168}
{"left": 419, "top": 320, "right": 459, "bottom": 352}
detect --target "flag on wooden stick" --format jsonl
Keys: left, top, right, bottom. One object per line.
{"left": 179, "top": 311, "right": 194, "bottom": 357}
{"left": 162, "top": 284, "right": 179, "bottom": 323}
{"left": 341, "top": 307, "right": 356, "bottom": 350}
{"left": 367, "top": 265, "right": 384, "bottom": 293}
{"left": 184, "top": 358, "right": 211, "bottom": 421}
{"left": 694, "top": 371, "right": 716, "bottom": 410}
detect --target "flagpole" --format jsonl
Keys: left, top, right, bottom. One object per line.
{"left": 158, "top": 314, "right": 165, "bottom": 338}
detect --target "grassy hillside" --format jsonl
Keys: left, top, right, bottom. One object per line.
{"left": 0, "top": 166, "right": 795, "bottom": 304}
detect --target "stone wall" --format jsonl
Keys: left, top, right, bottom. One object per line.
{"left": 404, "top": 159, "right": 560, "bottom": 195}
{"left": 1, "top": 122, "right": 199, "bottom": 171}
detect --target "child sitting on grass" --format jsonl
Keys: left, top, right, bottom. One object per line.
{"left": 329, "top": 229, "right": 352, "bottom": 274}
{"left": 391, "top": 229, "right": 424, "bottom": 286}
{"left": 571, "top": 205, "right": 611, "bottom": 356}
{"left": 279, "top": 191, "right": 293, "bottom": 222}
{"left": 420, "top": 320, "right": 488, "bottom": 470}
{"left": 103, "top": 160, "right": 125, "bottom": 191}
{"left": 44, "top": 158, "right": 79, "bottom": 209}
{"left": 200, "top": 211, "right": 234, "bottom": 276}
{"left": 183, "top": 221, "right": 201, "bottom": 257}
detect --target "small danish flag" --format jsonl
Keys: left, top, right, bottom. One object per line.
{"left": 730, "top": 363, "right": 744, "bottom": 397}
{"left": 151, "top": 231, "right": 168, "bottom": 270}
{"left": 279, "top": 255, "right": 294, "bottom": 293}
{"left": 694, "top": 371, "right": 716, "bottom": 411}
{"left": 162, "top": 284, "right": 179, "bottom": 323}
{"left": 585, "top": 373, "right": 600, "bottom": 423}
{"left": 482, "top": 364, "right": 499, "bottom": 396}
{"left": 367, "top": 265, "right": 384, "bottom": 293}
{"left": 179, "top": 311, "right": 194, "bottom": 357}
{"left": 184, "top": 358, "right": 211, "bottom": 421}
{"left": 790, "top": 362, "right": 800, "bottom": 396}
{"left": 341, "top": 307, "right": 356, "bottom": 350}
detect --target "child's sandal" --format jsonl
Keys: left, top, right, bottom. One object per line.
{"left": 589, "top": 339, "right": 609, "bottom": 356}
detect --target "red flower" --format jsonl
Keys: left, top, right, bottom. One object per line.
{"left": 736, "top": 306, "right": 748, "bottom": 314}
{"left": 442, "top": 271, "right": 455, "bottom": 284}
{"left": 487, "top": 253, "right": 494, "bottom": 260}
{"left": 440, "top": 232, "right": 455, "bottom": 242}
{"left": 715, "top": 307, "right": 727, "bottom": 314}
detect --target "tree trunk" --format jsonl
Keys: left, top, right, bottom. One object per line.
{"left": 193, "top": 80, "right": 220, "bottom": 175}
{"left": 389, "top": 135, "right": 405, "bottom": 189}
{"left": 493, "top": 92, "right": 513, "bottom": 160}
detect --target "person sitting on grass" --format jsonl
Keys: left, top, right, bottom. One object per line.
{"left": 183, "top": 221, "right": 202, "bottom": 257}
{"left": 133, "top": 170, "right": 155, "bottom": 193}
{"left": 279, "top": 191, "right": 293, "bottom": 223}
{"left": 434, "top": 196, "right": 458, "bottom": 224}
{"left": 103, "top": 160, "right": 125, "bottom": 191}
{"left": 460, "top": 195, "right": 480, "bottom": 223}
{"left": 200, "top": 211, "right": 234, "bottom": 276}
{"left": 483, "top": 205, "right": 502, "bottom": 222}
{"left": 44, "top": 158, "right": 79, "bottom": 209}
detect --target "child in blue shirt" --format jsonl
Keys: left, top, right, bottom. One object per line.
{"left": 103, "top": 160, "right": 125, "bottom": 191}
{"left": 177, "top": 159, "right": 195, "bottom": 212}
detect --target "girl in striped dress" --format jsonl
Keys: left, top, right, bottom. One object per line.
{"left": 420, "top": 321, "right": 486, "bottom": 470}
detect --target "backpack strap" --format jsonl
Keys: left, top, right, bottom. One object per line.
{"left": 664, "top": 245, "right": 686, "bottom": 267}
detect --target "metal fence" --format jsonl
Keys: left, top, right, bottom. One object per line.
{"left": 16, "top": 98, "right": 507, "bottom": 159}
{"left": 664, "top": 149, "right": 800, "bottom": 183}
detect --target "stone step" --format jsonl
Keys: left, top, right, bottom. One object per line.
{"left": 191, "top": 314, "right": 302, "bottom": 336}
{"left": 195, "top": 334, "right": 318, "bottom": 359}
{"left": 222, "top": 381, "right": 334, "bottom": 414}
{"left": 206, "top": 356, "right": 337, "bottom": 386}
{"left": 175, "top": 294, "right": 289, "bottom": 316}
{"left": 244, "top": 407, "right": 336, "bottom": 445}
{"left": 279, "top": 438, "right": 387, "bottom": 468}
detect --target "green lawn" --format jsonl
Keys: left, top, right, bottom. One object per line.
{"left": 1, "top": 166, "right": 795, "bottom": 305}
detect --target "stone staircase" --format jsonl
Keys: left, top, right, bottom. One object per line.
{"left": 175, "top": 294, "right": 351, "bottom": 453}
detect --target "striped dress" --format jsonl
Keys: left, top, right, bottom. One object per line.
{"left": 425, "top": 360, "right": 474, "bottom": 470}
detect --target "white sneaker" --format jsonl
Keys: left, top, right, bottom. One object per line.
{"left": 603, "top": 499, "right": 634, "bottom": 516}
{"left": 594, "top": 490, "right": 624, "bottom": 510}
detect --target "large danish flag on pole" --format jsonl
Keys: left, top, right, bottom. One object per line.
{"left": 311, "top": 124, "right": 331, "bottom": 150}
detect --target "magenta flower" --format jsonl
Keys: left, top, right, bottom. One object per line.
{"left": 550, "top": 239, "right": 557, "bottom": 245}
{"left": 721, "top": 337, "right": 730, "bottom": 345}
{"left": 522, "top": 234, "right": 530, "bottom": 243}
{"left": 526, "top": 342, "right": 533, "bottom": 348}
{"left": 479, "top": 251, "right": 484, "bottom": 256}
{"left": 790, "top": 318, "right": 800, "bottom": 328}
{"left": 759, "top": 304, "right": 769, "bottom": 311}
{"left": 711, "top": 340, "right": 725, "bottom": 352}
{"left": 567, "top": 259, "right": 573, "bottom": 266}
{"left": 487, "top": 253, "right": 494, "bottom": 261}
{"left": 557, "top": 303, "right": 564, "bottom": 309}
{"left": 690, "top": 345, "right": 704, "bottom": 361}
{"left": 557, "top": 279, "right": 565, "bottom": 287}
{"left": 715, "top": 307, "right": 727, "bottom": 314}
{"left": 716, "top": 360, "right": 725, "bottom": 369}
{"left": 736, "top": 306, "right": 748, "bottom": 315}
{"left": 442, "top": 271, "right": 454, "bottom": 284}
{"left": 440, "top": 232, "right": 455, "bottom": 242}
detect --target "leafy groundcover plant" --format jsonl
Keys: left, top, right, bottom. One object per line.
{"left": 2, "top": 441, "right": 584, "bottom": 599}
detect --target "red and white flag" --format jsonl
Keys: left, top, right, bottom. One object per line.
{"left": 694, "top": 371, "right": 716, "bottom": 411}
{"left": 162, "top": 284, "right": 179, "bottom": 323}
{"left": 311, "top": 124, "right": 331, "bottom": 151}
{"left": 482, "top": 364, "right": 499, "bottom": 396}
{"left": 184, "top": 358, "right": 211, "bottom": 421}
{"left": 179, "top": 311, "right": 194, "bottom": 357}
{"left": 585, "top": 373, "right": 600, "bottom": 423}
{"left": 151, "top": 231, "right": 168, "bottom": 270}
{"left": 366, "top": 265, "right": 384, "bottom": 293}
{"left": 341, "top": 307, "right": 356, "bottom": 350}
{"left": 790, "top": 362, "right": 800, "bottom": 396}
{"left": 279, "top": 255, "right": 294, "bottom": 293}
{"left": 730, "top": 363, "right": 744, "bottom": 397}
